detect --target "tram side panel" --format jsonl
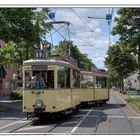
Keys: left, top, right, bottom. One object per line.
{"left": 94, "top": 75, "right": 109, "bottom": 101}
{"left": 78, "top": 88, "right": 94, "bottom": 103}
{"left": 23, "top": 89, "right": 72, "bottom": 113}
{"left": 94, "top": 89, "right": 109, "bottom": 101}
{"left": 71, "top": 88, "right": 81, "bottom": 108}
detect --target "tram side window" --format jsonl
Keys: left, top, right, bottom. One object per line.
{"left": 57, "top": 67, "right": 70, "bottom": 88}
{"left": 25, "top": 71, "right": 31, "bottom": 89}
{"left": 81, "top": 74, "right": 93, "bottom": 88}
{"left": 73, "top": 70, "right": 80, "bottom": 88}
{"left": 95, "top": 76, "right": 107, "bottom": 88}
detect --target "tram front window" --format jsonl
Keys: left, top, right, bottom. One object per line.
{"left": 24, "top": 70, "right": 54, "bottom": 89}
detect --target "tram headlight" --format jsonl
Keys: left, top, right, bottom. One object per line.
{"left": 35, "top": 99, "right": 44, "bottom": 108}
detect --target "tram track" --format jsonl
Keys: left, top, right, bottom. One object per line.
{"left": 93, "top": 106, "right": 104, "bottom": 134}
{"left": 0, "top": 118, "right": 32, "bottom": 133}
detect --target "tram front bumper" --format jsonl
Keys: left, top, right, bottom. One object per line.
{"left": 34, "top": 107, "right": 45, "bottom": 113}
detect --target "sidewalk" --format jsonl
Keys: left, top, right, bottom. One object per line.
{"left": 0, "top": 95, "right": 22, "bottom": 113}
{"left": 112, "top": 89, "right": 140, "bottom": 100}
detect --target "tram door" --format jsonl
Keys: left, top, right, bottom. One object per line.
{"left": 94, "top": 76, "right": 109, "bottom": 101}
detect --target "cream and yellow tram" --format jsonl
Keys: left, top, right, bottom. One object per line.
{"left": 22, "top": 58, "right": 109, "bottom": 119}
{"left": 80, "top": 71, "right": 109, "bottom": 105}
{"left": 22, "top": 59, "right": 81, "bottom": 118}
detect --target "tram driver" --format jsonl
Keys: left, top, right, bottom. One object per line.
{"left": 32, "top": 74, "right": 46, "bottom": 89}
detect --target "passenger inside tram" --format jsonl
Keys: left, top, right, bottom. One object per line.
{"left": 25, "top": 70, "right": 54, "bottom": 89}
{"left": 32, "top": 73, "right": 46, "bottom": 89}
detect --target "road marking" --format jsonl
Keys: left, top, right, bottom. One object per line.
{"left": 87, "top": 115, "right": 99, "bottom": 118}
{"left": 16, "top": 125, "right": 48, "bottom": 131}
{"left": 73, "top": 115, "right": 84, "bottom": 117}
{"left": 0, "top": 118, "right": 22, "bottom": 120}
{"left": 70, "top": 108, "right": 92, "bottom": 133}
{"left": 128, "top": 116, "right": 140, "bottom": 119}
{"left": 102, "top": 115, "right": 125, "bottom": 119}
{"left": 0, "top": 118, "right": 27, "bottom": 130}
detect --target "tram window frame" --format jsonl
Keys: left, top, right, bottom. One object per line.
{"left": 24, "top": 70, "right": 32, "bottom": 89}
{"left": 81, "top": 74, "right": 94, "bottom": 88}
{"left": 73, "top": 69, "right": 80, "bottom": 88}
{"left": 32, "top": 70, "right": 54, "bottom": 89}
{"left": 95, "top": 76, "right": 107, "bottom": 89}
{"left": 24, "top": 69, "right": 55, "bottom": 89}
{"left": 57, "top": 67, "right": 70, "bottom": 89}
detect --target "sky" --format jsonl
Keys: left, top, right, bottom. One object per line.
{"left": 46, "top": 8, "right": 118, "bottom": 69}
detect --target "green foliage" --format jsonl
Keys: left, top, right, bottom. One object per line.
{"left": 0, "top": 8, "right": 51, "bottom": 44}
{"left": 52, "top": 40, "right": 96, "bottom": 70}
{"left": 0, "top": 8, "right": 52, "bottom": 65}
{"left": 105, "top": 42, "right": 137, "bottom": 76}
{"left": 105, "top": 42, "right": 137, "bottom": 89}
{"left": 112, "top": 8, "right": 140, "bottom": 79}
{"left": 10, "top": 90, "right": 22, "bottom": 100}
{"left": 127, "top": 97, "right": 140, "bottom": 112}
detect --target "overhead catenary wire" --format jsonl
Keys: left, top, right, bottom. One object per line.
{"left": 71, "top": 8, "right": 106, "bottom": 37}
{"left": 46, "top": 9, "right": 107, "bottom": 52}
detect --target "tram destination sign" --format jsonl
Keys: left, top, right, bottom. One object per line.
{"left": 32, "top": 65, "right": 48, "bottom": 71}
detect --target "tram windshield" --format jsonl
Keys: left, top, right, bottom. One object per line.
{"left": 24, "top": 66, "right": 54, "bottom": 89}
{"left": 95, "top": 76, "right": 107, "bottom": 88}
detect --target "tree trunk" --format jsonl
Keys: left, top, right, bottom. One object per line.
{"left": 138, "top": 46, "right": 140, "bottom": 83}
{"left": 26, "top": 47, "right": 29, "bottom": 60}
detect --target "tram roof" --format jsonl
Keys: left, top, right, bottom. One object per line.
{"left": 23, "top": 59, "right": 80, "bottom": 71}
{"left": 81, "top": 71, "right": 109, "bottom": 77}
{"left": 81, "top": 71, "right": 93, "bottom": 75}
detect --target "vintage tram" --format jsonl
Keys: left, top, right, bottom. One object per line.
{"left": 22, "top": 58, "right": 109, "bottom": 119}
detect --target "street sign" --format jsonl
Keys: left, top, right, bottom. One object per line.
{"left": 106, "top": 14, "right": 112, "bottom": 21}
{"left": 48, "top": 12, "right": 55, "bottom": 20}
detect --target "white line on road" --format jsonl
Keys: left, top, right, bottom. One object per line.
{"left": 0, "top": 118, "right": 27, "bottom": 130}
{"left": 70, "top": 108, "right": 92, "bottom": 133}
{"left": 16, "top": 125, "right": 49, "bottom": 132}
{"left": 128, "top": 116, "right": 140, "bottom": 119}
{"left": 102, "top": 115, "right": 125, "bottom": 119}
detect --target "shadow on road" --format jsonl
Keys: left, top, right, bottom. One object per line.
{"left": 0, "top": 101, "right": 26, "bottom": 119}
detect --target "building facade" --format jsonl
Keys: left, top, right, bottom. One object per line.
{"left": 0, "top": 40, "right": 18, "bottom": 96}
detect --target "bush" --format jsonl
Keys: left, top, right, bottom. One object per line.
{"left": 127, "top": 98, "right": 140, "bottom": 112}
{"left": 10, "top": 90, "right": 22, "bottom": 100}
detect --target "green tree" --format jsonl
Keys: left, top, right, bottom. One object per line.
{"left": 52, "top": 40, "right": 96, "bottom": 70}
{"left": 0, "top": 8, "right": 51, "bottom": 45}
{"left": 112, "top": 8, "right": 140, "bottom": 80}
{"left": 0, "top": 8, "right": 52, "bottom": 65}
{"left": 105, "top": 42, "right": 137, "bottom": 90}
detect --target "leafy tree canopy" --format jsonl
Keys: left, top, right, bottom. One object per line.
{"left": 0, "top": 8, "right": 52, "bottom": 65}
{"left": 52, "top": 40, "right": 96, "bottom": 70}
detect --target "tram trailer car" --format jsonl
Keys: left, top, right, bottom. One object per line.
{"left": 80, "top": 71, "right": 109, "bottom": 105}
{"left": 22, "top": 59, "right": 109, "bottom": 119}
